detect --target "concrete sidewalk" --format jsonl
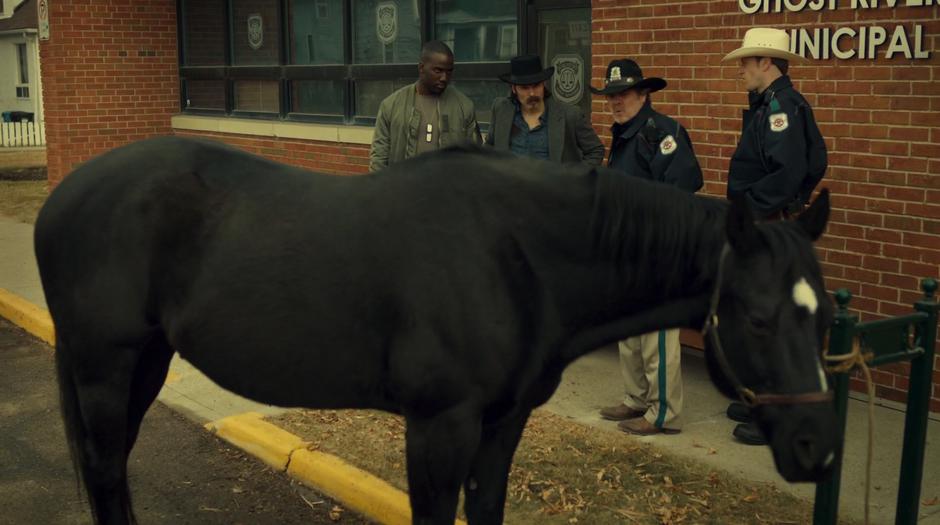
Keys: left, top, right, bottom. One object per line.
{"left": 1, "top": 214, "right": 937, "bottom": 524}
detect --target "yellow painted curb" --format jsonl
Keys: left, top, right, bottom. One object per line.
{"left": 0, "top": 288, "right": 467, "bottom": 525}
{"left": 289, "top": 448, "right": 415, "bottom": 525}
{"left": 0, "top": 288, "right": 54, "bottom": 345}
{"left": 204, "top": 412, "right": 308, "bottom": 471}
{"left": 206, "top": 411, "right": 467, "bottom": 525}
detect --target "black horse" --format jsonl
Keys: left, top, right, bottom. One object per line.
{"left": 35, "top": 136, "right": 836, "bottom": 525}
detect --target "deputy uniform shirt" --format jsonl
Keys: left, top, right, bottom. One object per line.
{"left": 607, "top": 102, "right": 703, "bottom": 193}
{"left": 727, "top": 75, "right": 828, "bottom": 218}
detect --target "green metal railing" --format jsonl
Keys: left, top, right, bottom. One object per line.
{"left": 814, "top": 278, "right": 938, "bottom": 525}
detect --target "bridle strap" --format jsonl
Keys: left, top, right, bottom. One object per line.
{"left": 749, "top": 391, "right": 834, "bottom": 405}
{"left": 702, "top": 243, "right": 833, "bottom": 408}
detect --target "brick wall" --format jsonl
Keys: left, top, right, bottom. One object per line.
{"left": 173, "top": 129, "right": 371, "bottom": 175}
{"left": 591, "top": 0, "right": 940, "bottom": 411}
{"left": 39, "top": 0, "right": 179, "bottom": 185}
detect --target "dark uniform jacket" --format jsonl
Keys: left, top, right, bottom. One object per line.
{"left": 727, "top": 75, "right": 827, "bottom": 218}
{"left": 485, "top": 95, "right": 605, "bottom": 166}
{"left": 607, "top": 102, "right": 703, "bottom": 193}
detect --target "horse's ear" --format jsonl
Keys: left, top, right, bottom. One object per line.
{"left": 796, "top": 189, "right": 830, "bottom": 241}
{"left": 726, "top": 196, "right": 760, "bottom": 254}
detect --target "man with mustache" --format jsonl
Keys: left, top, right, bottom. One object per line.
{"left": 369, "top": 41, "right": 482, "bottom": 172}
{"left": 484, "top": 55, "right": 604, "bottom": 165}
{"left": 593, "top": 58, "right": 702, "bottom": 436}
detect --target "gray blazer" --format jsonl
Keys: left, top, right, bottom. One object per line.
{"left": 484, "top": 96, "right": 605, "bottom": 166}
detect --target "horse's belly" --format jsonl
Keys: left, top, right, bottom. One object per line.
{"left": 166, "top": 316, "right": 393, "bottom": 411}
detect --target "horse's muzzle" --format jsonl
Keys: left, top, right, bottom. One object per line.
{"left": 762, "top": 405, "right": 839, "bottom": 483}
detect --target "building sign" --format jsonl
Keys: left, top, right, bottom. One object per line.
{"left": 376, "top": 1, "right": 398, "bottom": 45}
{"left": 247, "top": 14, "right": 263, "bottom": 50}
{"left": 738, "top": 0, "right": 932, "bottom": 59}
{"left": 38, "top": 0, "right": 50, "bottom": 40}
{"left": 552, "top": 54, "right": 584, "bottom": 104}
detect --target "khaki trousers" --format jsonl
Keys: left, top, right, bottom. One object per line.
{"left": 618, "top": 329, "right": 683, "bottom": 430}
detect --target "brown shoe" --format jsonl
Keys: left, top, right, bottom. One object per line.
{"left": 599, "top": 404, "right": 646, "bottom": 421}
{"left": 617, "top": 417, "right": 680, "bottom": 436}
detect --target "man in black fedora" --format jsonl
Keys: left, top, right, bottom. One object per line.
{"left": 484, "top": 55, "right": 604, "bottom": 166}
{"left": 593, "top": 58, "right": 702, "bottom": 436}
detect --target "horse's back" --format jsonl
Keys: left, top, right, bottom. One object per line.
{"left": 33, "top": 137, "right": 595, "bottom": 409}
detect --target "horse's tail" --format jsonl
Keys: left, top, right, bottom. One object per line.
{"left": 54, "top": 335, "right": 137, "bottom": 525}
{"left": 54, "top": 334, "right": 87, "bottom": 495}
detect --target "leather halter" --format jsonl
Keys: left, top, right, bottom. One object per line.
{"left": 701, "top": 244, "right": 834, "bottom": 407}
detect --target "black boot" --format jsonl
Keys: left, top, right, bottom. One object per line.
{"left": 733, "top": 422, "right": 767, "bottom": 445}
{"left": 726, "top": 402, "right": 751, "bottom": 423}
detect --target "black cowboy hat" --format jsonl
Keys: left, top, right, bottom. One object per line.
{"left": 498, "top": 55, "right": 554, "bottom": 85}
{"left": 590, "top": 59, "right": 667, "bottom": 96}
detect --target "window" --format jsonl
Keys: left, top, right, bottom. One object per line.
{"left": 182, "top": 0, "right": 226, "bottom": 67}
{"left": 178, "top": 0, "right": 528, "bottom": 125}
{"left": 351, "top": 0, "right": 420, "bottom": 64}
{"left": 315, "top": 0, "right": 329, "bottom": 18}
{"left": 15, "top": 43, "right": 29, "bottom": 99}
{"left": 355, "top": 78, "right": 413, "bottom": 120}
{"left": 435, "top": 0, "right": 517, "bottom": 62}
{"left": 185, "top": 80, "right": 225, "bottom": 110}
{"left": 291, "top": 0, "right": 343, "bottom": 65}
{"left": 292, "top": 80, "right": 344, "bottom": 116}
{"left": 231, "top": 0, "right": 281, "bottom": 66}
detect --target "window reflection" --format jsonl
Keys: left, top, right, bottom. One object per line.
{"left": 355, "top": 79, "right": 414, "bottom": 118}
{"left": 290, "top": 0, "right": 344, "bottom": 64}
{"left": 235, "top": 79, "right": 280, "bottom": 113}
{"left": 186, "top": 80, "right": 226, "bottom": 110}
{"left": 183, "top": 0, "right": 226, "bottom": 66}
{"left": 435, "top": 0, "right": 517, "bottom": 62}
{"left": 451, "top": 79, "right": 505, "bottom": 125}
{"left": 232, "top": 0, "right": 281, "bottom": 66}
{"left": 293, "top": 80, "right": 345, "bottom": 115}
{"left": 352, "top": 0, "right": 421, "bottom": 64}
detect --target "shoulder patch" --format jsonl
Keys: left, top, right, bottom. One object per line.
{"left": 660, "top": 134, "right": 677, "bottom": 155}
{"left": 769, "top": 112, "right": 789, "bottom": 132}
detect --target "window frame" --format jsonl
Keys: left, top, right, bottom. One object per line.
{"left": 177, "top": 0, "right": 527, "bottom": 125}
{"left": 14, "top": 42, "right": 30, "bottom": 99}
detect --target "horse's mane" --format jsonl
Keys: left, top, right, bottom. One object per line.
{"left": 757, "top": 219, "right": 822, "bottom": 285}
{"left": 589, "top": 167, "right": 728, "bottom": 297}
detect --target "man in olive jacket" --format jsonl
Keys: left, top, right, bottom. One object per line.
{"left": 484, "top": 55, "right": 604, "bottom": 166}
{"left": 369, "top": 41, "right": 482, "bottom": 172}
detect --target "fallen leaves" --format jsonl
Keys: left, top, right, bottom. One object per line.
{"left": 328, "top": 504, "right": 344, "bottom": 521}
{"left": 272, "top": 408, "right": 816, "bottom": 524}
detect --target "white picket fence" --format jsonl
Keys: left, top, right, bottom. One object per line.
{"left": 0, "top": 120, "right": 46, "bottom": 147}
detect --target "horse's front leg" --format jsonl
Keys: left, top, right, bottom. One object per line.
{"left": 462, "top": 408, "right": 531, "bottom": 525}
{"left": 404, "top": 401, "right": 482, "bottom": 525}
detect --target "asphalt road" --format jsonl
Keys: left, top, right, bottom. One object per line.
{"left": 0, "top": 318, "right": 370, "bottom": 525}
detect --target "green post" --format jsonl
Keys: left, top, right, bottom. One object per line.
{"left": 895, "top": 278, "right": 938, "bottom": 525}
{"left": 814, "top": 289, "right": 858, "bottom": 525}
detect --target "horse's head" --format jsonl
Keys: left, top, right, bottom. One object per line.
{"left": 704, "top": 190, "right": 837, "bottom": 482}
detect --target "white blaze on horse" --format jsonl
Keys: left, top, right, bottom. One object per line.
{"left": 35, "top": 137, "right": 836, "bottom": 525}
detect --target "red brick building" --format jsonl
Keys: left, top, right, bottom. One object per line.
{"left": 39, "top": 0, "right": 940, "bottom": 411}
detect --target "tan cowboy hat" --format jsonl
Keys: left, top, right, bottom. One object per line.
{"left": 721, "top": 28, "right": 807, "bottom": 64}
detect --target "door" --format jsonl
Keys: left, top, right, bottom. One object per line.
{"left": 526, "top": 0, "right": 592, "bottom": 116}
